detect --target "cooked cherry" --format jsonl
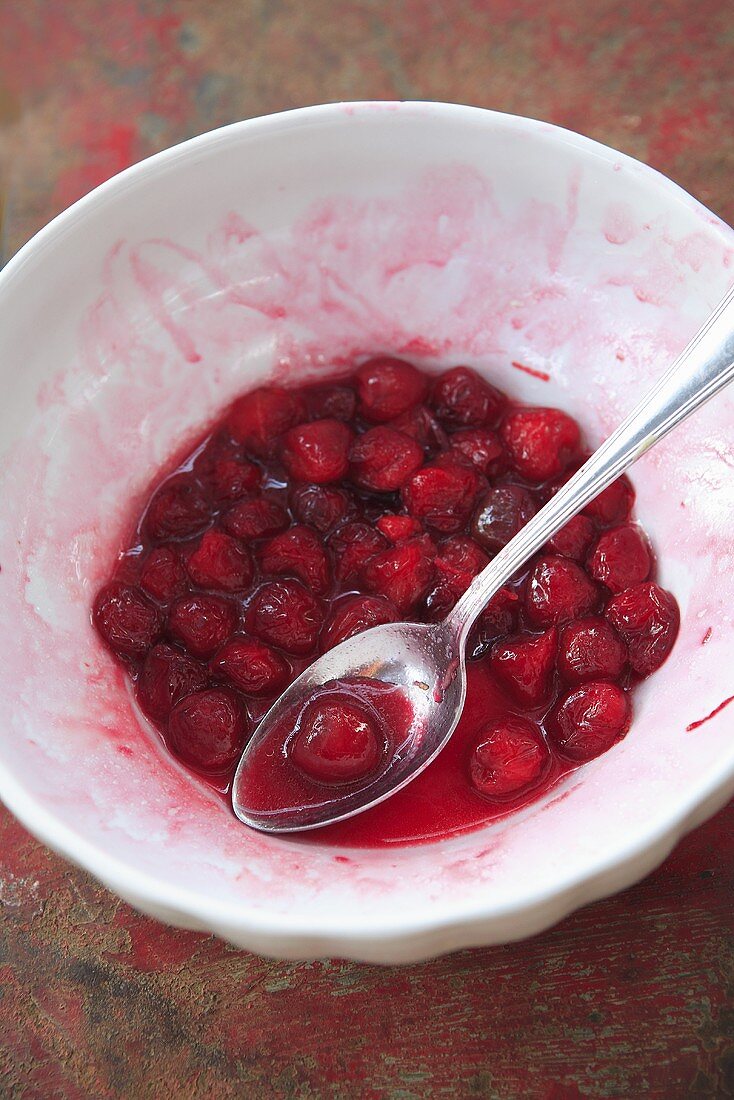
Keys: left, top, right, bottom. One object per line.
{"left": 402, "top": 458, "right": 480, "bottom": 533}
{"left": 306, "top": 383, "right": 357, "bottom": 422}
{"left": 328, "top": 522, "right": 388, "bottom": 583}
{"left": 500, "top": 407, "right": 580, "bottom": 482}
{"left": 423, "top": 583, "right": 460, "bottom": 622}
{"left": 139, "top": 547, "right": 186, "bottom": 603}
{"left": 587, "top": 524, "right": 651, "bottom": 593}
{"left": 376, "top": 515, "right": 423, "bottom": 542}
{"left": 246, "top": 580, "right": 324, "bottom": 655}
{"left": 605, "top": 582, "right": 679, "bottom": 676}
{"left": 280, "top": 419, "right": 352, "bottom": 484}
{"left": 290, "top": 484, "right": 356, "bottom": 533}
{"left": 361, "top": 538, "right": 436, "bottom": 614}
{"left": 210, "top": 636, "right": 291, "bottom": 697}
{"left": 583, "top": 475, "right": 634, "bottom": 526}
{"left": 355, "top": 357, "right": 427, "bottom": 422}
{"left": 192, "top": 430, "right": 241, "bottom": 476}
{"left": 208, "top": 456, "right": 261, "bottom": 505}
{"left": 449, "top": 428, "right": 504, "bottom": 476}
{"left": 430, "top": 366, "right": 504, "bottom": 428}
{"left": 321, "top": 595, "right": 398, "bottom": 651}
{"left": 557, "top": 617, "right": 627, "bottom": 685}
{"left": 467, "top": 588, "right": 520, "bottom": 658}
{"left": 144, "top": 475, "right": 210, "bottom": 542}
{"left": 93, "top": 582, "right": 162, "bottom": 660}
{"left": 186, "top": 530, "right": 254, "bottom": 592}
{"left": 349, "top": 426, "right": 423, "bottom": 492}
{"left": 525, "top": 555, "right": 599, "bottom": 627}
{"left": 472, "top": 485, "right": 536, "bottom": 553}
{"left": 291, "top": 695, "right": 382, "bottom": 782}
{"left": 388, "top": 405, "right": 448, "bottom": 454}
{"left": 259, "top": 526, "right": 331, "bottom": 596}
{"left": 470, "top": 717, "right": 550, "bottom": 801}
{"left": 490, "top": 628, "right": 557, "bottom": 707}
{"left": 168, "top": 594, "right": 238, "bottom": 658}
{"left": 168, "top": 688, "right": 248, "bottom": 771}
{"left": 227, "top": 386, "right": 304, "bottom": 456}
{"left": 544, "top": 515, "right": 595, "bottom": 562}
{"left": 435, "top": 535, "right": 489, "bottom": 579}
{"left": 428, "top": 544, "right": 486, "bottom": 611}
{"left": 222, "top": 496, "right": 289, "bottom": 541}
{"left": 137, "top": 644, "right": 208, "bottom": 722}
{"left": 548, "top": 681, "right": 631, "bottom": 761}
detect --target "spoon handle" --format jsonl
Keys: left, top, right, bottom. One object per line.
{"left": 448, "top": 283, "right": 734, "bottom": 640}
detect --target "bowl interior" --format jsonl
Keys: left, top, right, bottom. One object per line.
{"left": 0, "top": 104, "right": 732, "bottom": 958}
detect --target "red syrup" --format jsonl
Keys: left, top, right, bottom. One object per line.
{"left": 92, "top": 358, "right": 680, "bottom": 847}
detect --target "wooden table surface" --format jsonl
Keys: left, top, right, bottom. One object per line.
{"left": 1, "top": 3, "right": 733, "bottom": 1096}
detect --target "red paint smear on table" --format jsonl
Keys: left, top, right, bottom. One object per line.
{"left": 52, "top": 124, "right": 139, "bottom": 214}
{"left": 511, "top": 360, "right": 551, "bottom": 382}
{"left": 648, "top": 101, "right": 715, "bottom": 164}
{"left": 686, "top": 696, "right": 734, "bottom": 732}
{"left": 4, "top": 6, "right": 196, "bottom": 213}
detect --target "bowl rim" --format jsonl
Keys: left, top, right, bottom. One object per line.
{"left": 1, "top": 99, "right": 732, "bottom": 959}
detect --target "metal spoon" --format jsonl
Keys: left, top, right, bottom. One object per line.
{"left": 233, "top": 285, "right": 734, "bottom": 833}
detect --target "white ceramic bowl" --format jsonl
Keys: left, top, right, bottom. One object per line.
{"left": 0, "top": 102, "right": 732, "bottom": 963}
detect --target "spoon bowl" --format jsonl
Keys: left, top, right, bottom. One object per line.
{"left": 233, "top": 620, "right": 466, "bottom": 831}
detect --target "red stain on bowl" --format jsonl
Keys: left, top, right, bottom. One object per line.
{"left": 686, "top": 696, "right": 734, "bottom": 733}
{"left": 511, "top": 360, "right": 551, "bottom": 382}
{"left": 602, "top": 202, "right": 638, "bottom": 246}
